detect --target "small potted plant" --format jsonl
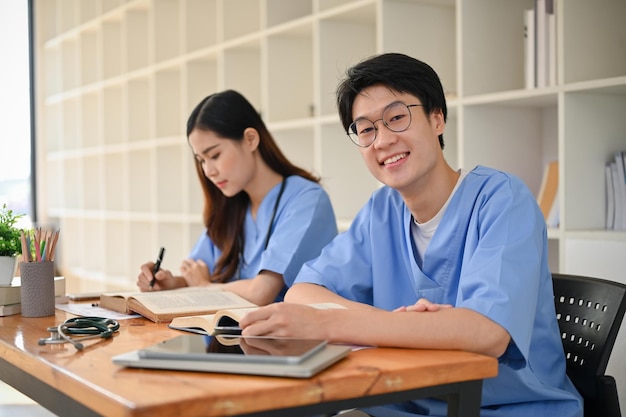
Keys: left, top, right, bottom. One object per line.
{"left": 0, "top": 203, "right": 24, "bottom": 285}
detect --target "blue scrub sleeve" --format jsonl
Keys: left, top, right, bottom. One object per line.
{"left": 454, "top": 174, "right": 546, "bottom": 367}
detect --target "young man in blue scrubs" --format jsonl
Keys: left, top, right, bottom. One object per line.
{"left": 239, "top": 53, "right": 583, "bottom": 417}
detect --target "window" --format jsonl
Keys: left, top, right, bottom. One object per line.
{"left": 0, "top": 1, "right": 33, "bottom": 228}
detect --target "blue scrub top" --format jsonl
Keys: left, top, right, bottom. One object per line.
{"left": 189, "top": 175, "right": 337, "bottom": 301}
{"left": 295, "top": 166, "right": 583, "bottom": 417}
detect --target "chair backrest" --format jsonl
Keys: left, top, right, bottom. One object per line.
{"left": 552, "top": 273, "right": 626, "bottom": 417}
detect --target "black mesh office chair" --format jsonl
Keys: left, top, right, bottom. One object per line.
{"left": 552, "top": 273, "right": 626, "bottom": 417}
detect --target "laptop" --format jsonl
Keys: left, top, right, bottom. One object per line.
{"left": 112, "top": 334, "right": 351, "bottom": 378}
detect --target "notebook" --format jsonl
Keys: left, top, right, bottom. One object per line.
{"left": 112, "top": 334, "right": 351, "bottom": 378}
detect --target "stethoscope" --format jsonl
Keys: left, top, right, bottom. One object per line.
{"left": 38, "top": 317, "right": 120, "bottom": 351}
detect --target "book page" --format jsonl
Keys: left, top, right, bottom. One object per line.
{"left": 169, "top": 303, "right": 347, "bottom": 335}
{"left": 132, "top": 288, "right": 256, "bottom": 314}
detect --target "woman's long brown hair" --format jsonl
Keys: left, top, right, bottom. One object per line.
{"left": 187, "top": 90, "right": 319, "bottom": 283}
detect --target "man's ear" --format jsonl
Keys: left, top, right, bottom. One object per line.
{"left": 430, "top": 109, "right": 446, "bottom": 136}
{"left": 243, "top": 127, "right": 260, "bottom": 151}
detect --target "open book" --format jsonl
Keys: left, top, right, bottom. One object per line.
{"left": 169, "top": 302, "right": 346, "bottom": 335}
{"left": 99, "top": 287, "right": 256, "bottom": 323}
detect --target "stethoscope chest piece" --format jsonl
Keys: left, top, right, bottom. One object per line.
{"left": 38, "top": 317, "right": 120, "bottom": 351}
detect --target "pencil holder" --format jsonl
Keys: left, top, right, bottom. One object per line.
{"left": 20, "top": 261, "right": 55, "bottom": 317}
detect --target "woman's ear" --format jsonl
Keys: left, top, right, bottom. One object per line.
{"left": 243, "top": 127, "right": 260, "bottom": 151}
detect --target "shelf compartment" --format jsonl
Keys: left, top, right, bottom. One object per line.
{"left": 83, "top": 155, "right": 102, "bottom": 210}
{"left": 125, "top": 7, "right": 149, "bottom": 72}
{"left": 59, "top": 0, "right": 78, "bottom": 34}
{"left": 382, "top": 0, "right": 456, "bottom": 97}
{"left": 127, "top": 77, "right": 151, "bottom": 141}
{"left": 266, "top": 23, "right": 314, "bottom": 122}
{"left": 105, "top": 220, "right": 128, "bottom": 276}
{"left": 46, "top": 159, "right": 63, "bottom": 210}
{"left": 156, "top": 144, "right": 185, "bottom": 213}
{"left": 104, "top": 153, "right": 125, "bottom": 211}
{"left": 460, "top": 0, "right": 529, "bottom": 96}
{"left": 272, "top": 127, "right": 316, "bottom": 175}
{"left": 128, "top": 149, "right": 152, "bottom": 212}
{"left": 152, "top": 0, "right": 180, "bottom": 64}
{"left": 562, "top": 0, "right": 626, "bottom": 84}
{"left": 462, "top": 98, "right": 558, "bottom": 198}
{"left": 81, "top": 92, "right": 100, "bottom": 148}
{"left": 562, "top": 90, "right": 626, "bottom": 231}
{"left": 45, "top": 103, "right": 61, "bottom": 152}
{"left": 79, "top": 0, "right": 98, "bottom": 24}
{"left": 318, "top": 3, "right": 376, "bottom": 117}
{"left": 102, "top": 85, "right": 124, "bottom": 144}
{"left": 185, "top": 56, "right": 218, "bottom": 115}
{"left": 129, "top": 221, "right": 155, "bottom": 277}
{"left": 44, "top": 46, "right": 61, "bottom": 97}
{"left": 320, "top": 122, "right": 379, "bottom": 221}
{"left": 266, "top": 0, "right": 312, "bottom": 28}
{"left": 223, "top": 41, "right": 262, "bottom": 111}
{"left": 157, "top": 222, "right": 185, "bottom": 270}
{"left": 61, "top": 38, "right": 78, "bottom": 92}
{"left": 62, "top": 98, "right": 80, "bottom": 150}
{"left": 223, "top": 0, "right": 261, "bottom": 41}
{"left": 184, "top": 0, "right": 217, "bottom": 53}
{"left": 102, "top": 17, "right": 123, "bottom": 80}
{"left": 84, "top": 218, "right": 105, "bottom": 276}
{"left": 102, "top": 0, "right": 123, "bottom": 14}
{"left": 39, "top": 0, "right": 59, "bottom": 42}
{"left": 63, "top": 158, "right": 82, "bottom": 209}
{"left": 80, "top": 29, "right": 98, "bottom": 86}
{"left": 155, "top": 67, "right": 183, "bottom": 138}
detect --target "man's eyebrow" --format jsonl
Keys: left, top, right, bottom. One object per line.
{"left": 354, "top": 100, "right": 404, "bottom": 121}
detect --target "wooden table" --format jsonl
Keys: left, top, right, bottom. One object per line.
{"left": 0, "top": 310, "right": 498, "bottom": 417}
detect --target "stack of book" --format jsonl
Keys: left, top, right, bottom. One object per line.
{"left": 524, "top": 0, "right": 557, "bottom": 89}
{"left": 0, "top": 276, "right": 65, "bottom": 316}
{"left": 606, "top": 151, "right": 626, "bottom": 230}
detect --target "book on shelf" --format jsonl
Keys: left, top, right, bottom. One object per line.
{"left": 0, "top": 276, "right": 66, "bottom": 306}
{"left": 536, "top": 160, "right": 559, "bottom": 224}
{"left": 606, "top": 162, "right": 615, "bottom": 230}
{"left": 609, "top": 151, "right": 626, "bottom": 230}
{"left": 547, "top": 0, "right": 557, "bottom": 86}
{"left": 524, "top": 8, "right": 536, "bottom": 89}
{"left": 169, "top": 302, "right": 346, "bottom": 336}
{"left": 535, "top": 0, "right": 548, "bottom": 88}
{"left": 525, "top": 0, "right": 556, "bottom": 89}
{"left": 99, "top": 286, "right": 257, "bottom": 323}
{"left": 546, "top": 187, "right": 560, "bottom": 228}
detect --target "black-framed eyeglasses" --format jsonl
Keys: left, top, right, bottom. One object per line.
{"left": 347, "top": 102, "right": 423, "bottom": 147}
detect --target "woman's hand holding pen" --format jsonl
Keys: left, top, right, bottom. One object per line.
{"left": 136, "top": 262, "right": 185, "bottom": 292}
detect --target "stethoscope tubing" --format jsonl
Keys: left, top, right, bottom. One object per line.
{"left": 38, "top": 317, "right": 120, "bottom": 351}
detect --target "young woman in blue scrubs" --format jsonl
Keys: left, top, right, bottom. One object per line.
{"left": 136, "top": 90, "right": 337, "bottom": 305}
{"left": 239, "top": 54, "right": 583, "bottom": 416}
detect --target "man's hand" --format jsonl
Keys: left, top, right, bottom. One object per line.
{"left": 394, "top": 298, "right": 453, "bottom": 312}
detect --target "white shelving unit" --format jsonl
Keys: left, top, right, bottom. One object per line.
{"left": 33, "top": 0, "right": 626, "bottom": 407}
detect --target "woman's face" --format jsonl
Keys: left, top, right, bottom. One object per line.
{"left": 188, "top": 128, "right": 258, "bottom": 197}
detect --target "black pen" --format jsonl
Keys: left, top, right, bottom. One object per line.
{"left": 149, "top": 247, "right": 165, "bottom": 290}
